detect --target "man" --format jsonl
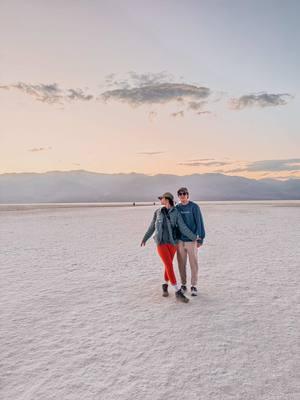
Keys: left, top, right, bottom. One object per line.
{"left": 175, "top": 187, "right": 205, "bottom": 296}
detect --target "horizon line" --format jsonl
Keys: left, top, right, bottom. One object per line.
{"left": 0, "top": 169, "right": 299, "bottom": 181}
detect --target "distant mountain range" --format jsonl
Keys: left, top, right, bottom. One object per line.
{"left": 0, "top": 170, "right": 299, "bottom": 203}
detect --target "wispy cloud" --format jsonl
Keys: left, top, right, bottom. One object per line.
{"left": 13, "top": 83, "right": 63, "bottom": 104}
{"left": 187, "top": 158, "right": 215, "bottom": 162}
{"left": 178, "top": 160, "right": 230, "bottom": 167}
{"left": 188, "top": 101, "right": 207, "bottom": 110}
{"left": 100, "top": 72, "right": 215, "bottom": 119}
{"left": 0, "top": 82, "right": 93, "bottom": 104}
{"left": 229, "top": 92, "right": 293, "bottom": 110}
{"left": 128, "top": 71, "right": 174, "bottom": 86}
{"left": 101, "top": 83, "right": 210, "bottom": 107}
{"left": 170, "top": 110, "right": 184, "bottom": 118}
{"left": 197, "top": 111, "right": 212, "bottom": 115}
{"left": 66, "top": 88, "right": 93, "bottom": 101}
{"left": 176, "top": 157, "right": 300, "bottom": 180}
{"left": 227, "top": 158, "right": 300, "bottom": 172}
{"left": 1, "top": 75, "right": 294, "bottom": 120}
{"left": 104, "top": 71, "right": 174, "bottom": 89}
{"left": 28, "top": 147, "right": 52, "bottom": 152}
{"left": 138, "top": 151, "right": 165, "bottom": 156}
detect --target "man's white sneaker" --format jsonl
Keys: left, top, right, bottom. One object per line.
{"left": 191, "top": 286, "right": 198, "bottom": 296}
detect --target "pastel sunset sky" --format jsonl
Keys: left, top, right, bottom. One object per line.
{"left": 1, "top": 0, "right": 299, "bottom": 179}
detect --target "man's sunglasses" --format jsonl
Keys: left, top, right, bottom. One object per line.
{"left": 178, "top": 192, "right": 188, "bottom": 196}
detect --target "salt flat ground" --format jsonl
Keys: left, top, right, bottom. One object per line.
{"left": 0, "top": 202, "right": 299, "bottom": 400}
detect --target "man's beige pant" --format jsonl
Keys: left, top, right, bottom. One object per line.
{"left": 177, "top": 241, "right": 198, "bottom": 286}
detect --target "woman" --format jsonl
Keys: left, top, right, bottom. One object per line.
{"left": 141, "top": 192, "right": 197, "bottom": 303}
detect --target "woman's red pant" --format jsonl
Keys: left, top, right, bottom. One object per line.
{"left": 156, "top": 243, "right": 178, "bottom": 285}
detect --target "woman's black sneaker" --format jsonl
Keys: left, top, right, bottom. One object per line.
{"left": 191, "top": 286, "right": 198, "bottom": 296}
{"left": 162, "top": 283, "right": 169, "bottom": 297}
{"left": 181, "top": 285, "right": 187, "bottom": 292}
{"left": 176, "top": 289, "right": 189, "bottom": 303}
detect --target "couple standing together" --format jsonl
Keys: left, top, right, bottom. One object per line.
{"left": 141, "top": 187, "right": 205, "bottom": 303}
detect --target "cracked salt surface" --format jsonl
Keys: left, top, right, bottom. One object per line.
{"left": 1, "top": 202, "right": 299, "bottom": 400}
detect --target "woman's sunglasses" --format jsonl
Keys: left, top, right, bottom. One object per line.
{"left": 178, "top": 192, "right": 188, "bottom": 196}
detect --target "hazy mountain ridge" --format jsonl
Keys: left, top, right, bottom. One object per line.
{"left": 0, "top": 171, "right": 299, "bottom": 202}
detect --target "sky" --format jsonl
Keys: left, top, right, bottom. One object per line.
{"left": 0, "top": 0, "right": 299, "bottom": 179}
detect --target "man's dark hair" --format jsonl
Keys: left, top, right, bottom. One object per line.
{"left": 177, "top": 187, "right": 189, "bottom": 196}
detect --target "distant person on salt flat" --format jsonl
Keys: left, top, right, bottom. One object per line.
{"left": 176, "top": 187, "right": 206, "bottom": 297}
{"left": 141, "top": 192, "right": 196, "bottom": 303}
